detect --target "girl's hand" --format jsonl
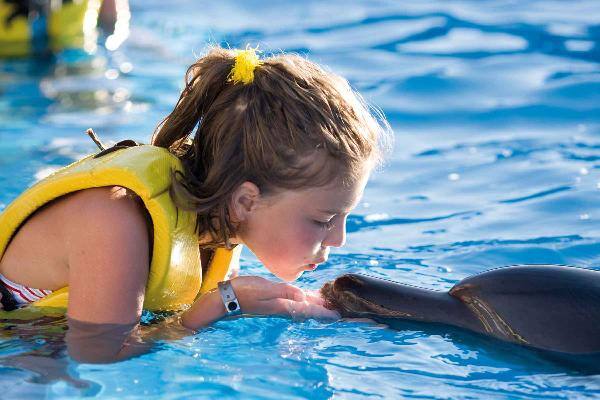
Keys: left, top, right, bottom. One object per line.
{"left": 230, "top": 276, "right": 339, "bottom": 321}
{"left": 181, "top": 276, "right": 339, "bottom": 330}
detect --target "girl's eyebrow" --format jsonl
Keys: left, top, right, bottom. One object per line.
{"left": 318, "top": 201, "right": 357, "bottom": 215}
{"left": 318, "top": 208, "right": 351, "bottom": 215}
{"left": 318, "top": 209, "right": 339, "bottom": 215}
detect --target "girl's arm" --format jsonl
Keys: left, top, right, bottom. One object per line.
{"left": 181, "top": 276, "right": 338, "bottom": 329}
{"left": 63, "top": 187, "right": 150, "bottom": 362}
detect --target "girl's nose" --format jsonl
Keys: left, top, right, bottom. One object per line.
{"left": 323, "top": 216, "right": 346, "bottom": 248}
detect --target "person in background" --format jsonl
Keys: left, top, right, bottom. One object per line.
{"left": 0, "top": 0, "right": 129, "bottom": 58}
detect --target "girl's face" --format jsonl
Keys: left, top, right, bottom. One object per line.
{"left": 234, "top": 167, "right": 370, "bottom": 282}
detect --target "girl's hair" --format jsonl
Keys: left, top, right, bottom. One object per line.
{"left": 152, "top": 46, "right": 391, "bottom": 248}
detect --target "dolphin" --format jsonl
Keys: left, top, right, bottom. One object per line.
{"left": 320, "top": 265, "right": 600, "bottom": 354}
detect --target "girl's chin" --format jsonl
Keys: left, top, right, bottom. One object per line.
{"left": 282, "top": 270, "right": 304, "bottom": 282}
{"left": 265, "top": 266, "right": 304, "bottom": 282}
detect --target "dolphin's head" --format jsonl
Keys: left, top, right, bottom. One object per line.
{"left": 320, "top": 274, "right": 414, "bottom": 318}
{"left": 320, "top": 274, "right": 371, "bottom": 317}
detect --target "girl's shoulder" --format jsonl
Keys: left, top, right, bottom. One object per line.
{"left": 61, "top": 186, "right": 153, "bottom": 324}
{"left": 63, "top": 186, "right": 151, "bottom": 239}
{"left": 0, "top": 186, "right": 151, "bottom": 292}
{"left": 66, "top": 185, "right": 142, "bottom": 208}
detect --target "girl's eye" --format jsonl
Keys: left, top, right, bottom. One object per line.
{"left": 314, "top": 219, "right": 335, "bottom": 229}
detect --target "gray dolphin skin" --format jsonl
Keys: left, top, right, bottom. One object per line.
{"left": 321, "top": 265, "right": 600, "bottom": 354}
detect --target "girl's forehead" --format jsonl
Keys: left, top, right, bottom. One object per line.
{"left": 262, "top": 162, "right": 371, "bottom": 211}
{"left": 290, "top": 175, "right": 369, "bottom": 213}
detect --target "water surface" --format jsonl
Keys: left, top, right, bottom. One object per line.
{"left": 1, "top": 0, "right": 599, "bottom": 398}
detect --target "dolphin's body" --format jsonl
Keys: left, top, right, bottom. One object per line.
{"left": 321, "top": 265, "right": 600, "bottom": 354}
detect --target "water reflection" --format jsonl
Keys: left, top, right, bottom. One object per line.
{"left": 0, "top": 316, "right": 98, "bottom": 392}
{"left": 0, "top": 0, "right": 599, "bottom": 397}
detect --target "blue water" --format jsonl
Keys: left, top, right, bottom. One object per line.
{"left": 1, "top": 0, "right": 600, "bottom": 398}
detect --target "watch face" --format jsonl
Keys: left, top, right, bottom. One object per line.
{"left": 227, "top": 301, "right": 239, "bottom": 312}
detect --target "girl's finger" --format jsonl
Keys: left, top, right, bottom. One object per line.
{"left": 306, "top": 303, "right": 340, "bottom": 320}
{"left": 303, "top": 290, "right": 325, "bottom": 306}
{"left": 262, "top": 298, "right": 311, "bottom": 320}
{"left": 262, "top": 298, "right": 300, "bottom": 316}
{"left": 285, "top": 299, "right": 307, "bottom": 321}
{"left": 280, "top": 299, "right": 340, "bottom": 321}
{"left": 270, "top": 282, "right": 306, "bottom": 302}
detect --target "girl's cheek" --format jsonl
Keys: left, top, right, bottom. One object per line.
{"left": 300, "top": 223, "right": 327, "bottom": 248}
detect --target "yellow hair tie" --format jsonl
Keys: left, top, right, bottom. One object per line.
{"left": 229, "top": 46, "right": 261, "bottom": 85}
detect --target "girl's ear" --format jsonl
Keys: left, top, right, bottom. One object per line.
{"left": 229, "top": 181, "right": 261, "bottom": 223}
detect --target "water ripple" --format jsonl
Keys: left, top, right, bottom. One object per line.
{"left": 498, "top": 185, "right": 573, "bottom": 204}
{"left": 1, "top": 0, "right": 599, "bottom": 398}
{"left": 348, "top": 210, "right": 482, "bottom": 232}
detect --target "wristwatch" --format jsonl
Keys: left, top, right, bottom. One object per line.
{"left": 218, "top": 280, "right": 242, "bottom": 316}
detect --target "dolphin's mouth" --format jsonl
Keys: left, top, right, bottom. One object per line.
{"left": 320, "top": 275, "right": 374, "bottom": 317}
{"left": 320, "top": 274, "right": 413, "bottom": 319}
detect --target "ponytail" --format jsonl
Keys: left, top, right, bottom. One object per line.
{"left": 152, "top": 49, "right": 234, "bottom": 152}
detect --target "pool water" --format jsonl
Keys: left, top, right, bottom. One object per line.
{"left": 1, "top": 0, "right": 599, "bottom": 398}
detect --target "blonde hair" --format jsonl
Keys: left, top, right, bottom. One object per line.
{"left": 152, "top": 46, "right": 391, "bottom": 248}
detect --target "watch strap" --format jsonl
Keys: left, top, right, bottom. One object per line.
{"left": 218, "top": 280, "right": 242, "bottom": 316}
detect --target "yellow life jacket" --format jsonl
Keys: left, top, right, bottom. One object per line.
{"left": 0, "top": 144, "right": 242, "bottom": 318}
{"left": 0, "top": 0, "right": 95, "bottom": 58}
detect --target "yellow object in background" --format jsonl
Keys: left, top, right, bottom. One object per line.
{"left": 48, "top": 0, "right": 91, "bottom": 53}
{"left": 0, "top": 0, "right": 102, "bottom": 58}
{"left": 0, "top": 1, "right": 31, "bottom": 57}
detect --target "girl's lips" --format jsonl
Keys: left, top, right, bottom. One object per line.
{"left": 304, "top": 257, "right": 327, "bottom": 271}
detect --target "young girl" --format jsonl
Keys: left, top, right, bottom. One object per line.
{"left": 0, "top": 46, "right": 389, "bottom": 362}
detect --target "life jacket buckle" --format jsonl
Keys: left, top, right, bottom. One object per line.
{"left": 86, "top": 128, "right": 143, "bottom": 159}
